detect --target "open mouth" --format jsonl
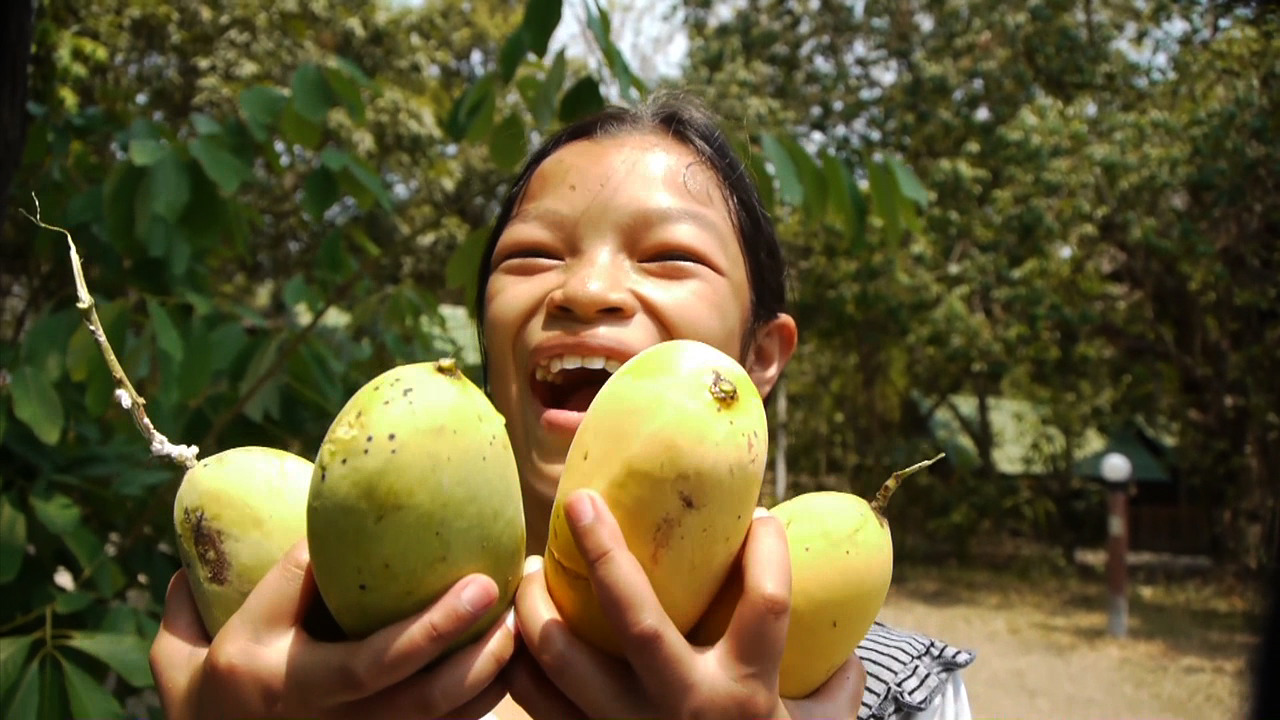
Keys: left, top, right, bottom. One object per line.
{"left": 531, "top": 354, "right": 623, "bottom": 413}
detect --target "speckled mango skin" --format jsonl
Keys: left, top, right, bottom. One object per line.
{"left": 173, "top": 446, "right": 314, "bottom": 637}
{"left": 544, "top": 339, "right": 768, "bottom": 655}
{"left": 688, "top": 491, "right": 894, "bottom": 698}
{"left": 306, "top": 359, "right": 526, "bottom": 647}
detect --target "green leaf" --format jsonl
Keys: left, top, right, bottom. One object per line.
{"left": 822, "top": 153, "right": 855, "bottom": 232}
{"left": 290, "top": 62, "right": 336, "bottom": 124}
{"left": 54, "top": 591, "right": 94, "bottom": 615}
{"left": 886, "top": 155, "right": 929, "bottom": 207}
{"left": 302, "top": 167, "right": 339, "bottom": 220}
{"left": 780, "top": 135, "right": 826, "bottom": 224}
{"left": 149, "top": 150, "right": 191, "bottom": 223}
{"left": 190, "top": 137, "right": 252, "bottom": 195}
{"left": 0, "top": 495, "right": 27, "bottom": 583}
{"left": 207, "top": 322, "right": 250, "bottom": 377}
{"left": 323, "top": 64, "right": 366, "bottom": 123}
{"left": 239, "top": 85, "right": 289, "bottom": 137}
{"left": 62, "top": 526, "right": 126, "bottom": 597}
{"left": 868, "top": 159, "right": 903, "bottom": 245}
{"left": 499, "top": 26, "right": 530, "bottom": 84}
{"left": 60, "top": 656, "right": 125, "bottom": 719}
{"left": 238, "top": 336, "right": 284, "bottom": 423}
{"left": 279, "top": 101, "right": 325, "bottom": 149}
{"left": 339, "top": 156, "right": 393, "bottom": 212}
{"left": 19, "top": 308, "right": 80, "bottom": 382}
{"left": 61, "top": 632, "right": 154, "bottom": 688}
{"left": 127, "top": 139, "right": 167, "bottom": 167}
{"left": 146, "top": 298, "right": 184, "bottom": 362}
{"left": 190, "top": 113, "right": 223, "bottom": 136}
{"left": 558, "top": 76, "right": 604, "bottom": 124}
{"left": 0, "top": 634, "right": 36, "bottom": 699}
{"left": 760, "top": 133, "right": 803, "bottom": 208}
{"left": 446, "top": 226, "right": 490, "bottom": 315}
{"left": 523, "top": 0, "right": 563, "bottom": 57}
{"left": 533, "top": 50, "right": 567, "bottom": 130}
{"left": 446, "top": 74, "right": 498, "bottom": 143}
{"left": 9, "top": 366, "right": 63, "bottom": 446}
{"left": 5, "top": 651, "right": 43, "bottom": 720}
{"left": 488, "top": 112, "right": 529, "bottom": 171}
{"left": 29, "top": 489, "right": 81, "bottom": 535}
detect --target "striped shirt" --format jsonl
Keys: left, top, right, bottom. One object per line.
{"left": 857, "top": 621, "right": 976, "bottom": 720}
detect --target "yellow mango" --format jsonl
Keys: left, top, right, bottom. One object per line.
{"left": 172, "top": 446, "right": 313, "bottom": 637}
{"left": 544, "top": 339, "right": 768, "bottom": 655}
{"left": 307, "top": 358, "right": 526, "bottom": 647}
{"left": 689, "top": 454, "right": 944, "bottom": 698}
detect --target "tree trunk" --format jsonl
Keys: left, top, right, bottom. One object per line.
{"left": 1, "top": 0, "right": 36, "bottom": 230}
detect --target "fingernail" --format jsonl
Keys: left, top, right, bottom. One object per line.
{"left": 460, "top": 576, "right": 498, "bottom": 615}
{"left": 566, "top": 490, "right": 595, "bottom": 528}
{"left": 523, "top": 554, "right": 544, "bottom": 575}
{"left": 753, "top": 506, "right": 771, "bottom": 520}
{"left": 504, "top": 607, "right": 518, "bottom": 634}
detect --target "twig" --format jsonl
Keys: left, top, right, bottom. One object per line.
{"left": 20, "top": 193, "right": 198, "bottom": 469}
{"left": 871, "top": 452, "right": 946, "bottom": 515}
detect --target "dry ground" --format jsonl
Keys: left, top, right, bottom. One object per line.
{"left": 877, "top": 554, "right": 1267, "bottom": 720}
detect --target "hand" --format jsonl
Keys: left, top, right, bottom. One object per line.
{"left": 506, "top": 489, "right": 794, "bottom": 720}
{"left": 781, "top": 653, "right": 867, "bottom": 720}
{"left": 150, "top": 539, "right": 516, "bottom": 720}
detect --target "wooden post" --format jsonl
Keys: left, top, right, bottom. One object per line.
{"left": 1100, "top": 451, "right": 1133, "bottom": 638}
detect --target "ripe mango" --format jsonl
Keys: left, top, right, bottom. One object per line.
{"left": 689, "top": 454, "right": 944, "bottom": 698}
{"left": 172, "top": 446, "right": 314, "bottom": 637}
{"left": 544, "top": 339, "right": 768, "bottom": 655}
{"left": 306, "top": 358, "right": 525, "bottom": 648}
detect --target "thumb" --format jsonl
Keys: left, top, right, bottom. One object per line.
{"left": 228, "top": 539, "right": 316, "bottom": 636}
{"left": 155, "top": 567, "right": 212, "bottom": 650}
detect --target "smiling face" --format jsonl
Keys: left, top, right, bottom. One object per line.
{"left": 481, "top": 130, "right": 796, "bottom": 543}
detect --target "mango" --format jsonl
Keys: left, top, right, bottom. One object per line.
{"left": 544, "top": 339, "right": 768, "bottom": 655}
{"left": 172, "top": 446, "right": 314, "bottom": 637}
{"left": 689, "top": 454, "right": 944, "bottom": 698}
{"left": 306, "top": 358, "right": 525, "bottom": 648}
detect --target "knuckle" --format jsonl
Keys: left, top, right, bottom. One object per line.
{"left": 756, "top": 586, "right": 791, "bottom": 621}
{"left": 626, "top": 617, "right": 666, "bottom": 651}
{"left": 336, "top": 653, "right": 379, "bottom": 697}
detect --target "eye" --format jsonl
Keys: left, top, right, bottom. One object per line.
{"left": 491, "top": 239, "right": 564, "bottom": 269}
{"left": 642, "top": 249, "right": 705, "bottom": 265}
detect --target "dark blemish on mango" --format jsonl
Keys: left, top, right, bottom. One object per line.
{"left": 184, "top": 507, "right": 230, "bottom": 586}
{"left": 832, "top": 620, "right": 838, "bottom": 628}
{"left": 678, "top": 490, "right": 696, "bottom": 510}
{"left": 341, "top": 458, "right": 347, "bottom": 465}
{"left": 360, "top": 584, "right": 367, "bottom": 591}
{"left": 403, "top": 388, "right": 413, "bottom": 396}
{"left": 366, "top": 435, "right": 373, "bottom": 442}
{"left": 388, "top": 433, "right": 396, "bottom": 441}
{"left": 364, "top": 449, "right": 369, "bottom": 455}
{"left": 391, "top": 449, "right": 397, "bottom": 454}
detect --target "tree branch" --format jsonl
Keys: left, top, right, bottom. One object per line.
{"left": 22, "top": 195, "right": 198, "bottom": 469}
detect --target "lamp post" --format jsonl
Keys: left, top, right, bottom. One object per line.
{"left": 1100, "top": 451, "right": 1133, "bottom": 638}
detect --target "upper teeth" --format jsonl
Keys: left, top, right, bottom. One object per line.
{"left": 536, "top": 354, "right": 622, "bottom": 382}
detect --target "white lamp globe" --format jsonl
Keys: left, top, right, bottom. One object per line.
{"left": 1100, "top": 452, "right": 1133, "bottom": 484}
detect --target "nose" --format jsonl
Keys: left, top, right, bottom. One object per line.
{"left": 547, "top": 251, "right": 637, "bottom": 322}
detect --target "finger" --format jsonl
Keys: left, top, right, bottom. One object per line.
{"left": 723, "top": 508, "right": 792, "bottom": 677}
{"left": 230, "top": 538, "right": 316, "bottom": 636}
{"left": 513, "top": 561, "right": 637, "bottom": 716}
{"left": 156, "top": 568, "right": 212, "bottom": 650}
{"left": 287, "top": 572, "right": 501, "bottom": 704}
{"left": 781, "top": 654, "right": 866, "bottom": 718}
{"left": 362, "top": 603, "right": 518, "bottom": 718}
{"left": 149, "top": 568, "right": 208, "bottom": 706}
{"left": 562, "top": 489, "right": 692, "bottom": 687}
{"left": 435, "top": 678, "right": 511, "bottom": 720}
{"left": 504, "top": 648, "right": 589, "bottom": 720}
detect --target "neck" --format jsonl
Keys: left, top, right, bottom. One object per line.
{"left": 522, "top": 483, "right": 553, "bottom": 556}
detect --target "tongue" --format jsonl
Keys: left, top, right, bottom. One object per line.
{"left": 564, "top": 384, "right": 601, "bottom": 412}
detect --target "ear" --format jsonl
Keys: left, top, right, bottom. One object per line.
{"left": 743, "top": 313, "right": 798, "bottom": 399}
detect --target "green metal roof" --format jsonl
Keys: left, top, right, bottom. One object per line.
{"left": 917, "top": 394, "right": 1172, "bottom": 482}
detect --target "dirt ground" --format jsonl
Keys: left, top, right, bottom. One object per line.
{"left": 876, "top": 559, "right": 1266, "bottom": 720}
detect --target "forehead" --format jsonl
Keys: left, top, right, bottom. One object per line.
{"left": 515, "top": 131, "right": 734, "bottom": 223}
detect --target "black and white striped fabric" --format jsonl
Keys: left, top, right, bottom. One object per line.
{"left": 856, "top": 621, "right": 977, "bottom": 720}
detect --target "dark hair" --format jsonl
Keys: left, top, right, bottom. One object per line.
{"left": 472, "top": 90, "right": 789, "bottom": 385}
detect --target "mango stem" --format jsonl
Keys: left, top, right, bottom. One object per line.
{"left": 870, "top": 452, "right": 946, "bottom": 515}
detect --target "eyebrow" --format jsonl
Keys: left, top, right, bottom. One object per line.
{"left": 506, "top": 204, "right": 729, "bottom": 240}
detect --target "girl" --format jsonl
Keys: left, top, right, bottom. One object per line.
{"left": 150, "top": 91, "right": 973, "bottom": 720}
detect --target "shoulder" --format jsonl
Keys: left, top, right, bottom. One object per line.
{"left": 855, "top": 621, "right": 976, "bottom": 720}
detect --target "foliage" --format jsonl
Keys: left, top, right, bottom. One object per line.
{"left": 680, "top": 0, "right": 1279, "bottom": 564}
{"left": 0, "top": 0, "right": 924, "bottom": 715}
